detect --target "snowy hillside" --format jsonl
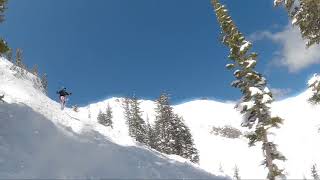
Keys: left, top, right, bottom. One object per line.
{"left": 1, "top": 56, "right": 320, "bottom": 179}
{"left": 0, "top": 58, "right": 225, "bottom": 179}
{"left": 173, "top": 94, "right": 320, "bottom": 179}
{"left": 84, "top": 81, "right": 320, "bottom": 178}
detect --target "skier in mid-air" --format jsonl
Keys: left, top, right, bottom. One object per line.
{"left": 57, "top": 87, "right": 72, "bottom": 110}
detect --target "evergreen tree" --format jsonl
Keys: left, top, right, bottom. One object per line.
{"left": 40, "top": 73, "right": 48, "bottom": 94}
{"left": 0, "top": 38, "right": 9, "bottom": 55}
{"left": 145, "top": 114, "right": 156, "bottom": 149}
{"left": 15, "top": 48, "right": 23, "bottom": 68}
{"left": 211, "top": 1, "right": 286, "bottom": 179}
{"left": 97, "top": 105, "right": 113, "bottom": 128}
{"left": 0, "top": 0, "right": 8, "bottom": 23}
{"left": 122, "top": 97, "right": 133, "bottom": 136}
{"left": 0, "top": 0, "right": 9, "bottom": 55}
{"left": 171, "top": 115, "right": 199, "bottom": 163}
{"left": 233, "top": 165, "right": 241, "bottom": 180}
{"left": 97, "top": 110, "right": 106, "bottom": 125}
{"left": 6, "top": 48, "right": 12, "bottom": 62}
{"left": 122, "top": 97, "right": 131, "bottom": 121}
{"left": 169, "top": 115, "right": 182, "bottom": 155}
{"left": 154, "top": 93, "right": 199, "bottom": 163}
{"left": 154, "top": 93, "right": 176, "bottom": 154}
{"left": 104, "top": 103, "right": 113, "bottom": 128}
{"left": 31, "top": 64, "right": 39, "bottom": 76}
{"left": 308, "top": 74, "right": 320, "bottom": 104}
{"left": 14, "top": 48, "right": 27, "bottom": 76}
{"left": 275, "top": 0, "right": 320, "bottom": 47}
{"left": 180, "top": 117, "right": 199, "bottom": 163}
{"left": 312, "top": 164, "right": 320, "bottom": 180}
{"left": 88, "top": 106, "right": 91, "bottom": 119}
{"left": 122, "top": 96, "right": 148, "bottom": 144}
{"left": 130, "top": 96, "right": 147, "bottom": 144}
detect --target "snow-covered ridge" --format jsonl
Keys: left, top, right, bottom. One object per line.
{"left": 1, "top": 57, "right": 320, "bottom": 179}
{"left": 82, "top": 79, "right": 320, "bottom": 178}
{"left": 0, "top": 58, "right": 225, "bottom": 179}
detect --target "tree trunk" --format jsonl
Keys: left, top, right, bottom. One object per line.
{"left": 263, "top": 130, "right": 274, "bottom": 180}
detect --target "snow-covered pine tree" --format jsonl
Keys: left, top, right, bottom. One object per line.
{"left": 129, "top": 95, "right": 147, "bottom": 144}
{"left": 6, "top": 48, "right": 12, "bottom": 62}
{"left": 153, "top": 93, "right": 199, "bottom": 163}
{"left": 308, "top": 74, "right": 320, "bottom": 104}
{"left": 122, "top": 97, "right": 131, "bottom": 120}
{"left": 145, "top": 114, "right": 157, "bottom": 149}
{"left": 97, "top": 110, "right": 106, "bottom": 124}
{"left": 312, "top": 164, "right": 320, "bottom": 180}
{"left": 211, "top": 1, "right": 286, "bottom": 179}
{"left": 233, "top": 165, "right": 241, "bottom": 180}
{"left": 14, "top": 48, "right": 26, "bottom": 76}
{"left": 122, "top": 97, "right": 134, "bottom": 137}
{"left": 31, "top": 64, "right": 38, "bottom": 76}
{"left": 15, "top": 48, "right": 23, "bottom": 68}
{"left": 0, "top": 0, "right": 8, "bottom": 23}
{"left": 169, "top": 114, "right": 183, "bottom": 155}
{"left": 180, "top": 117, "right": 199, "bottom": 163}
{"left": 122, "top": 96, "right": 147, "bottom": 144}
{"left": 97, "top": 104, "right": 113, "bottom": 128}
{"left": 154, "top": 93, "right": 175, "bottom": 154}
{"left": 0, "top": 0, "right": 9, "bottom": 55}
{"left": 105, "top": 103, "right": 113, "bottom": 128}
{"left": 275, "top": 0, "right": 320, "bottom": 47}
{"left": 0, "top": 38, "right": 9, "bottom": 55}
{"left": 171, "top": 115, "right": 199, "bottom": 163}
{"left": 88, "top": 106, "right": 91, "bottom": 119}
{"left": 40, "top": 73, "right": 48, "bottom": 94}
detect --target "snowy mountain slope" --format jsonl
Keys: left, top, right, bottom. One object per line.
{"left": 0, "top": 103, "right": 222, "bottom": 179}
{"left": 0, "top": 58, "right": 225, "bottom": 179}
{"left": 173, "top": 94, "right": 320, "bottom": 179}
{"left": 175, "top": 92, "right": 320, "bottom": 179}
{"left": 84, "top": 85, "right": 320, "bottom": 179}
{"left": 271, "top": 92, "right": 320, "bottom": 178}
{"left": 2, "top": 55, "right": 320, "bottom": 179}
{"left": 84, "top": 96, "right": 264, "bottom": 179}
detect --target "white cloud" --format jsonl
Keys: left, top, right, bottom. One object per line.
{"left": 249, "top": 25, "right": 320, "bottom": 73}
{"left": 270, "top": 88, "right": 292, "bottom": 99}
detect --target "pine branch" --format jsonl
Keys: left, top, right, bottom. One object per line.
{"left": 275, "top": 0, "right": 320, "bottom": 48}
{"left": 211, "top": 0, "right": 286, "bottom": 179}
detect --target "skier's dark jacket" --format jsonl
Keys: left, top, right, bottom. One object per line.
{"left": 57, "top": 89, "right": 71, "bottom": 97}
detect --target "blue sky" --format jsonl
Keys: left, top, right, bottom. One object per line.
{"left": 1, "top": 0, "right": 320, "bottom": 106}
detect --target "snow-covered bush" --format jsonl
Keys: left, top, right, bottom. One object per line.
{"left": 211, "top": 125, "right": 242, "bottom": 139}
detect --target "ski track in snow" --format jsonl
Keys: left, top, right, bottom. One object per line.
{"left": 1, "top": 57, "right": 320, "bottom": 179}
